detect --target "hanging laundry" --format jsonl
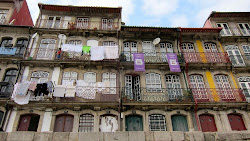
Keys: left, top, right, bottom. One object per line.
{"left": 34, "top": 84, "right": 43, "bottom": 96}
{"left": 75, "top": 81, "right": 96, "bottom": 99}
{"left": 65, "top": 86, "right": 75, "bottom": 97}
{"left": 16, "top": 81, "right": 30, "bottom": 96}
{"left": 82, "top": 46, "right": 91, "bottom": 54}
{"left": 105, "top": 46, "right": 119, "bottom": 59}
{"left": 29, "top": 82, "right": 37, "bottom": 92}
{"left": 90, "top": 46, "right": 105, "bottom": 61}
{"left": 96, "top": 82, "right": 104, "bottom": 92}
{"left": 46, "top": 81, "right": 54, "bottom": 93}
{"left": 14, "top": 91, "right": 31, "bottom": 105}
{"left": 53, "top": 85, "right": 66, "bottom": 97}
{"left": 41, "top": 83, "right": 49, "bottom": 95}
{"left": 11, "top": 83, "right": 19, "bottom": 99}
{"left": 61, "top": 44, "right": 82, "bottom": 53}
{"left": 76, "top": 80, "right": 87, "bottom": 86}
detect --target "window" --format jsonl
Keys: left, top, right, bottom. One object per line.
{"left": 76, "top": 18, "right": 89, "bottom": 29}
{"left": 226, "top": 45, "right": 245, "bottom": 66}
{"left": 189, "top": 75, "right": 209, "bottom": 102}
{"left": 54, "top": 114, "right": 74, "bottom": 132}
{"left": 37, "top": 39, "right": 56, "bottom": 60}
{"left": 165, "top": 75, "right": 182, "bottom": 100}
{"left": 125, "top": 75, "right": 141, "bottom": 100}
{"left": 172, "top": 115, "right": 189, "bottom": 132}
{"left": 160, "top": 42, "right": 173, "bottom": 62}
{"left": 102, "top": 19, "right": 113, "bottom": 30}
{"left": 0, "top": 9, "right": 8, "bottom": 24}
{"left": 238, "top": 23, "right": 250, "bottom": 35}
{"left": 62, "top": 72, "right": 78, "bottom": 86}
{"left": 84, "top": 72, "right": 96, "bottom": 83}
{"left": 242, "top": 45, "right": 250, "bottom": 60}
{"left": 142, "top": 41, "right": 156, "bottom": 56}
{"left": 238, "top": 76, "right": 250, "bottom": 102}
{"left": 123, "top": 42, "right": 137, "bottom": 61}
{"left": 102, "top": 72, "right": 116, "bottom": 94}
{"left": 46, "top": 16, "right": 61, "bottom": 28}
{"left": 181, "top": 43, "right": 198, "bottom": 63}
{"left": 67, "top": 40, "right": 82, "bottom": 45}
{"left": 18, "top": 114, "right": 40, "bottom": 131}
{"left": 79, "top": 114, "right": 94, "bottom": 132}
{"left": 146, "top": 73, "right": 162, "bottom": 92}
{"left": 204, "top": 42, "right": 223, "bottom": 63}
{"left": 30, "top": 71, "right": 49, "bottom": 83}
{"left": 217, "top": 23, "right": 231, "bottom": 35}
{"left": 1, "top": 69, "right": 18, "bottom": 96}
{"left": 0, "top": 38, "right": 13, "bottom": 47}
{"left": 215, "top": 75, "right": 235, "bottom": 101}
{"left": 149, "top": 114, "right": 166, "bottom": 131}
{"left": 15, "top": 39, "right": 28, "bottom": 56}
{"left": 103, "top": 41, "right": 117, "bottom": 46}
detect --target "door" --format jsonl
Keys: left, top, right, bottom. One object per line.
{"left": 181, "top": 43, "right": 198, "bottom": 63}
{"left": 215, "top": 75, "right": 235, "bottom": 101}
{"left": 54, "top": 114, "right": 74, "bottom": 132}
{"left": 226, "top": 46, "right": 245, "bottom": 66}
{"left": 125, "top": 75, "right": 141, "bottom": 101}
{"left": 199, "top": 114, "right": 217, "bottom": 132}
{"left": 204, "top": 43, "right": 222, "bottom": 63}
{"left": 165, "top": 75, "right": 182, "bottom": 101}
{"left": 228, "top": 114, "right": 246, "bottom": 131}
{"left": 189, "top": 75, "right": 209, "bottom": 102}
{"left": 125, "top": 115, "right": 143, "bottom": 131}
{"left": 160, "top": 43, "right": 173, "bottom": 62}
{"left": 99, "top": 115, "right": 118, "bottom": 132}
{"left": 37, "top": 39, "right": 56, "bottom": 60}
{"left": 125, "top": 75, "right": 133, "bottom": 99}
{"left": 142, "top": 41, "right": 156, "bottom": 57}
{"left": 172, "top": 115, "right": 189, "bottom": 132}
{"left": 47, "top": 16, "right": 61, "bottom": 28}
{"left": 77, "top": 18, "right": 88, "bottom": 29}
{"left": 18, "top": 115, "right": 31, "bottom": 131}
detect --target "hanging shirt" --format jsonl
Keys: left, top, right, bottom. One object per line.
{"left": 53, "top": 85, "right": 66, "bottom": 97}
{"left": 90, "top": 46, "right": 105, "bottom": 61}
{"left": 14, "top": 91, "right": 31, "bottom": 105}
{"left": 105, "top": 46, "right": 119, "bottom": 59}
{"left": 16, "top": 81, "right": 30, "bottom": 96}
{"left": 29, "top": 82, "right": 37, "bottom": 92}
{"left": 82, "top": 46, "right": 91, "bottom": 54}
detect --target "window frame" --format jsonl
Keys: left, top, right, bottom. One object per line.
{"left": 79, "top": 114, "right": 94, "bottom": 132}
{"left": 217, "top": 23, "right": 232, "bottom": 36}
{"left": 149, "top": 114, "right": 166, "bottom": 131}
{"left": 30, "top": 71, "right": 49, "bottom": 83}
{"left": 62, "top": 71, "right": 78, "bottom": 86}
{"left": 145, "top": 73, "right": 162, "bottom": 92}
{"left": 238, "top": 23, "right": 250, "bottom": 35}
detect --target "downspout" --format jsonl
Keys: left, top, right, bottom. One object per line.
{"left": 117, "top": 18, "right": 122, "bottom": 131}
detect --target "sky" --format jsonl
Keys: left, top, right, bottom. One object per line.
{"left": 26, "top": 0, "right": 250, "bottom": 28}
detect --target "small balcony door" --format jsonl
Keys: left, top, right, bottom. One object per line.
{"left": 46, "top": 16, "right": 61, "bottom": 28}
{"left": 37, "top": 39, "right": 56, "bottom": 60}
{"left": 181, "top": 43, "right": 198, "bottom": 63}
{"left": 189, "top": 75, "right": 209, "bottom": 102}
{"left": 165, "top": 75, "right": 182, "bottom": 101}
{"left": 160, "top": 42, "right": 173, "bottom": 62}
{"left": 204, "top": 42, "right": 224, "bottom": 63}
{"left": 126, "top": 115, "right": 143, "bottom": 131}
{"left": 123, "top": 42, "right": 137, "bottom": 61}
{"left": 142, "top": 41, "right": 156, "bottom": 56}
{"left": 238, "top": 77, "right": 250, "bottom": 102}
{"left": 226, "top": 45, "right": 245, "bottom": 66}
{"left": 77, "top": 18, "right": 89, "bottom": 29}
{"left": 125, "top": 75, "right": 141, "bottom": 101}
{"left": 54, "top": 114, "right": 74, "bottom": 132}
{"left": 215, "top": 75, "right": 235, "bottom": 101}
{"left": 217, "top": 23, "right": 231, "bottom": 36}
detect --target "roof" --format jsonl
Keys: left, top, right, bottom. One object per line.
{"left": 38, "top": 3, "right": 122, "bottom": 14}
{"left": 207, "top": 11, "right": 250, "bottom": 19}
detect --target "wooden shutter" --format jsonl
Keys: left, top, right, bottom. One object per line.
{"left": 172, "top": 115, "right": 189, "bottom": 132}
{"left": 199, "top": 114, "right": 217, "bottom": 132}
{"left": 228, "top": 114, "right": 246, "bottom": 131}
{"left": 125, "top": 115, "right": 143, "bottom": 131}
{"left": 18, "top": 115, "right": 31, "bottom": 131}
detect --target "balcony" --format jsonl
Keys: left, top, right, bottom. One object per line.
{"left": 120, "top": 51, "right": 185, "bottom": 64}
{"left": 191, "top": 88, "right": 246, "bottom": 102}
{"left": 228, "top": 55, "right": 250, "bottom": 67}
{"left": 122, "top": 88, "right": 193, "bottom": 103}
{"left": 220, "top": 27, "right": 250, "bottom": 36}
{"left": 0, "top": 46, "right": 25, "bottom": 58}
{"left": 37, "top": 19, "right": 120, "bottom": 31}
{"left": 182, "top": 52, "right": 231, "bottom": 64}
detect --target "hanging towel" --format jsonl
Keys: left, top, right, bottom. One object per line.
{"left": 16, "top": 81, "right": 30, "bottom": 96}
{"left": 29, "top": 82, "right": 37, "bottom": 92}
{"left": 65, "top": 86, "right": 75, "bottom": 97}
{"left": 105, "top": 46, "right": 119, "bottom": 59}
{"left": 53, "top": 85, "right": 66, "bottom": 97}
{"left": 12, "top": 83, "right": 19, "bottom": 99}
{"left": 82, "top": 46, "right": 91, "bottom": 54}
{"left": 61, "top": 44, "right": 71, "bottom": 52}
{"left": 61, "top": 44, "right": 82, "bottom": 53}
{"left": 90, "top": 46, "right": 105, "bottom": 61}
{"left": 14, "top": 91, "right": 31, "bottom": 105}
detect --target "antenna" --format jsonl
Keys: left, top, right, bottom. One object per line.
{"left": 153, "top": 37, "right": 161, "bottom": 45}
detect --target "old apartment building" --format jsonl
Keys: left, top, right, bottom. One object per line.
{"left": 0, "top": 1, "right": 249, "bottom": 141}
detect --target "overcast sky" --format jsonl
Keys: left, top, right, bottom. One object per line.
{"left": 26, "top": 0, "right": 250, "bottom": 27}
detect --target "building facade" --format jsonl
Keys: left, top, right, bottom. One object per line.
{"left": 0, "top": 3, "right": 249, "bottom": 141}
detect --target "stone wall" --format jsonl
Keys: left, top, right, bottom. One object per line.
{"left": 0, "top": 131, "right": 249, "bottom": 141}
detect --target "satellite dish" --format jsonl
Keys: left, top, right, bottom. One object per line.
{"left": 31, "top": 32, "right": 38, "bottom": 39}
{"left": 58, "top": 34, "right": 66, "bottom": 40}
{"left": 153, "top": 37, "right": 161, "bottom": 45}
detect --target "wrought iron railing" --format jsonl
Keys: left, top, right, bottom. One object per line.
{"left": 182, "top": 52, "right": 231, "bottom": 64}
{"left": 0, "top": 46, "right": 26, "bottom": 58}
{"left": 37, "top": 19, "right": 120, "bottom": 30}
{"left": 120, "top": 51, "right": 185, "bottom": 64}
{"left": 121, "top": 87, "right": 246, "bottom": 103}
{"left": 122, "top": 87, "right": 193, "bottom": 103}
{"left": 227, "top": 55, "right": 250, "bottom": 67}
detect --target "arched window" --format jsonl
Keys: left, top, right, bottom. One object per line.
{"left": 79, "top": 114, "right": 94, "bottom": 132}
{"left": 18, "top": 114, "right": 40, "bottom": 131}
{"left": 30, "top": 71, "right": 49, "bottom": 83}
{"left": 145, "top": 73, "right": 161, "bottom": 92}
{"left": 1, "top": 37, "right": 13, "bottom": 47}
{"left": 171, "top": 115, "right": 189, "bottom": 132}
{"left": 181, "top": 43, "right": 198, "bottom": 63}
{"left": 215, "top": 74, "right": 235, "bottom": 101}
{"left": 103, "top": 41, "right": 117, "bottom": 46}
{"left": 123, "top": 41, "right": 137, "bottom": 61}
{"left": 228, "top": 114, "right": 246, "bottom": 131}
{"left": 102, "top": 72, "right": 116, "bottom": 94}
{"left": 15, "top": 38, "right": 28, "bottom": 56}
{"left": 62, "top": 71, "right": 78, "bottom": 86}
{"left": 165, "top": 75, "right": 182, "bottom": 100}
{"left": 54, "top": 114, "right": 74, "bottom": 132}
{"left": 84, "top": 72, "right": 96, "bottom": 83}
{"left": 199, "top": 114, "right": 217, "bottom": 132}
{"left": 160, "top": 42, "right": 173, "bottom": 62}
{"left": 37, "top": 38, "right": 56, "bottom": 60}
{"left": 189, "top": 75, "right": 209, "bottom": 102}
{"left": 1, "top": 69, "right": 18, "bottom": 97}
{"left": 149, "top": 114, "right": 166, "bottom": 131}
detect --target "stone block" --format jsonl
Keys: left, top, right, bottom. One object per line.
{"left": 33, "top": 132, "right": 53, "bottom": 141}
{"left": 103, "top": 132, "right": 128, "bottom": 141}
{"left": 7, "top": 131, "right": 34, "bottom": 141}
{"left": 192, "top": 131, "right": 204, "bottom": 141}
{"left": 0, "top": 132, "right": 8, "bottom": 141}
{"left": 52, "top": 132, "right": 69, "bottom": 141}
{"left": 217, "top": 132, "right": 242, "bottom": 141}
{"left": 145, "top": 131, "right": 154, "bottom": 141}
{"left": 203, "top": 132, "right": 216, "bottom": 141}
{"left": 69, "top": 132, "right": 79, "bottom": 141}
{"left": 171, "top": 131, "right": 185, "bottom": 141}
{"left": 128, "top": 131, "right": 145, "bottom": 141}
{"left": 154, "top": 131, "right": 171, "bottom": 141}
{"left": 184, "top": 132, "right": 194, "bottom": 141}
{"left": 79, "top": 132, "right": 103, "bottom": 141}
{"left": 241, "top": 132, "right": 250, "bottom": 140}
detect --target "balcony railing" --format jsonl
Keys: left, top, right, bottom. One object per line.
{"left": 122, "top": 88, "right": 193, "bottom": 103}
{"left": 182, "top": 52, "right": 230, "bottom": 64}
{"left": 228, "top": 55, "right": 250, "bottom": 67}
{"left": 0, "top": 46, "right": 26, "bottom": 58}
{"left": 122, "top": 87, "right": 246, "bottom": 103}
{"left": 37, "top": 19, "right": 119, "bottom": 30}
{"left": 120, "top": 51, "right": 185, "bottom": 64}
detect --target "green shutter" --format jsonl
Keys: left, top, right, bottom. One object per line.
{"left": 125, "top": 115, "right": 143, "bottom": 131}
{"left": 172, "top": 115, "right": 189, "bottom": 132}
